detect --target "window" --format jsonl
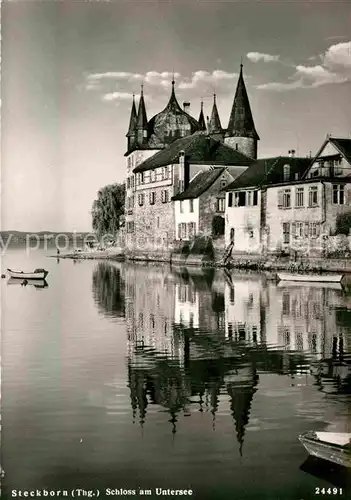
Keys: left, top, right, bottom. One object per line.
{"left": 220, "top": 179, "right": 227, "bottom": 188}
{"left": 228, "top": 193, "right": 233, "bottom": 207}
{"left": 188, "top": 222, "right": 196, "bottom": 239}
{"left": 308, "top": 186, "right": 318, "bottom": 207}
{"left": 180, "top": 201, "right": 184, "bottom": 213}
{"left": 127, "top": 221, "right": 134, "bottom": 233}
{"left": 333, "top": 184, "right": 345, "bottom": 205}
{"left": 283, "top": 164, "right": 290, "bottom": 182}
{"left": 217, "top": 198, "right": 225, "bottom": 212}
{"left": 178, "top": 223, "right": 187, "bottom": 239}
{"left": 127, "top": 177, "right": 131, "bottom": 189}
{"left": 149, "top": 191, "right": 156, "bottom": 205}
{"left": 138, "top": 193, "right": 144, "bottom": 206}
{"left": 253, "top": 191, "right": 258, "bottom": 206}
{"left": 309, "top": 222, "right": 319, "bottom": 238}
{"left": 151, "top": 170, "right": 156, "bottom": 182}
{"left": 179, "top": 180, "right": 184, "bottom": 192}
{"left": 161, "top": 190, "right": 169, "bottom": 203}
{"left": 140, "top": 172, "right": 144, "bottom": 184}
{"left": 128, "top": 157, "right": 131, "bottom": 168}
{"left": 282, "top": 222, "right": 290, "bottom": 244}
{"left": 295, "top": 187, "right": 304, "bottom": 207}
{"left": 278, "top": 189, "right": 291, "bottom": 208}
{"left": 233, "top": 191, "right": 246, "bottom": 206}
{"left": 131, "top": 176, "right": 134, "bottom": 188}
{"left": 247, "top": 191, "right": 252, "bottom": 206}
{"left": 294, "top": 222, "right": 304, "bottom": 238}
{"left": 189, "top": 199, "right": 194, "bottom": 212}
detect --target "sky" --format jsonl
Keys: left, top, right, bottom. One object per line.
{"left": 1, "top": 0, "right": 351, "bottom": 232}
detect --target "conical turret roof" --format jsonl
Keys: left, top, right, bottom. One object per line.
{"left": 136, "top": 85, "right": 148, "bottom": 130}
{"left": 126, "top": 94, "right": 137, "bottom": 137}
{"left": 226, "top": 65, "right": 259, "bottom": 140}
{"left": 208, "top": 94, "right": 223, "bottom": 134}
{"left": 198, "top": 101, "right": 206, "bottom": 131}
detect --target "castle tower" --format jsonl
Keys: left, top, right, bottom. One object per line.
{"left": 198, "top": 101, "right": 206, "bottom": 131}
{"left": 136, "top": 84, "right": 148, "bottom": 146}
{"left": 126, "top": 93, "right": 137, "bottom": 153}
{"left": 225, "top": 64, "right": 259, "bottom": 159}
{"left": 208, "top": 93, "right": 224, "bottom": 141}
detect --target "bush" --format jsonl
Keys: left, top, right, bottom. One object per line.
{"left": 335, "top": 212, "right": 351, "bottom": 235}
{"left": 190, "top": 235, "right": 214, "bottom": 259}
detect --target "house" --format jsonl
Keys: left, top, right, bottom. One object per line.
{"left": 131, "top": 133, "right": 253, "bottom": 252}
{"left": 265, "top": 137, "right": 351, "bottom": 255}
{"left": 172, "top": 165, "right": 250, "bottom": 242}
{"left": 225, "top": 153, "right": 311, "bottom": 253}
{"left": 124, "top": 65, "right": 259, "bottom": 255}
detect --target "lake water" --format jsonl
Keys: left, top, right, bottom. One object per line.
{"left": 1, "top": 245, "right": 351, "bottom": 499}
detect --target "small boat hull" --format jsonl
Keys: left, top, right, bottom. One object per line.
{"left": 7, "top": 268, "right": 48, "bottom": 280}
{"left": 7, "top": 277, "right": 48, "bottom": 288}
{"left": 299, "top": 432, "right": 351, "bottom": 469}
{"left": 277, "top": 273, "right": 343, "bottom": 283}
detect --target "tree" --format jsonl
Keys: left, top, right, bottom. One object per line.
{"left": 91, "top": 183, "right": 125, "bottom": 237}
{"left": 335, "top": 211, "right": 351, "bottom": 235}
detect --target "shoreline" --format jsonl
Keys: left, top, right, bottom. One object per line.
{"left": 51, "top": 250, "right": 351, "bottom": 274}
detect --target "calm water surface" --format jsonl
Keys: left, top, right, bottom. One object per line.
{"left": 1, "top": 246, "right": 351, "bottom": 499}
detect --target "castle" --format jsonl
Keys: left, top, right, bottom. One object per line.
{"left": 124, "top": 64, "right": 259, "bottom": 256}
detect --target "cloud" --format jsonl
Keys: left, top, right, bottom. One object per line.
{"left": 102, "top": 92, "right": 139, "bottom": 102}
{"left": 87, "top": 71, "right": 143, "bottom": 82}
{"left": 86, "top": 71, "right": 180, "bottom": 90}
{"left": 247, "top": 52, "right": 280, "bottom": 63}
{"left": 178, "top": 70, "right": 237, "bottom": 90}
{"left": 257, "top": 40, "right": 351, "bottom": 91}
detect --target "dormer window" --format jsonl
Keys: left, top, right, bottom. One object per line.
{"left": 283, "top": 164, "right": 290, "bottom": 182}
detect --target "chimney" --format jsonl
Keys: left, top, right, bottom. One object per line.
{"left": 183, "top": 102, "right": 190, "bottom": 113}
{"left": 288, "top": 149, "right": 296, "bottom": 158}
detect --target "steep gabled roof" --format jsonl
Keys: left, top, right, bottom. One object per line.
{"left": 225, "top": 156, "right": 311, "bottom": 190}
{"left": 133, "top": 133, "right": 253, "bottom": 173}
{"left": 226, "top": 64, "right": 259, "bottom": 140}
{"left": 301, "top": 136, "right": 351, "bottom": 178}
{"left": 172, "top": 168, "right": 226, "bottom": 200}
{"left": 329, "top": 138, "right": 351, "bottom": 164}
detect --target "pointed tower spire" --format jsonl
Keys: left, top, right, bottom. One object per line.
{"left": 208, "top": 93, "right": 223, "bottom": 134}
{"left": 225, "top": 64, "right": 259, "bottom": 158}
{"left": 126, "top": 94, "right": 137, "bottom": 153}
{"left": 198, "top": 100, "right": 206, "bottom": 131}
{"left": 127, "top": 94, "right": 137, "bottom": 136}
{"left": 136, "top": 84, "right": 148, "bottom": 145}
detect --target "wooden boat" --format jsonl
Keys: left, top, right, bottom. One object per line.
{"left": 299, "top": 431, "right": 351, "bottom": 468}
{"left": 277, "top": 273, "right": 343, "bottom": 283}
{"left": 7, "top": 268, "right": 48, "bottom": 280}
{"left": 7, "top": 277, "right": 48, "bottom": 288}
{"left": 277, "top": 280, "right": 343, "bottom": 290}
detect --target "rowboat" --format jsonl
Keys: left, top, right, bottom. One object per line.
{"left": 277, "top": 273, "right": 343, "bottom": 283}
{"left": 299, "top": 431, "right": 351, "bottom": 468}
{"left": 7, "top": 268, "right": 48, "bottom": 280}
{"left": 7, "top": 277, "right": 48, "bottom": 288}
{"left": 277, "top": 281, "right": 343, "bottom": 290}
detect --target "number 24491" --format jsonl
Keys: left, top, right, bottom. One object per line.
{"left": 315, "top": 488, "right": 343, "bottom": 495}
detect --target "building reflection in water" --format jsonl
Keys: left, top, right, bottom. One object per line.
{"left": 93, "top": 263, "right": 351, "bottom": 452}
{"left": 92, "top": 262, "right": 125, "bottom": 318}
